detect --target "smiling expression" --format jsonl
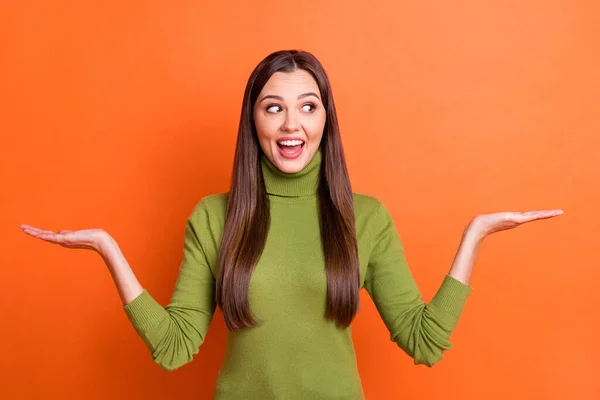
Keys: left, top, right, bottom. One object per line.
{"left": 253, "top": 69, "right": 326, "bottom": 174}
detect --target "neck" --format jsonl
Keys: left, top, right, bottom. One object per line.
{"left": 260, "top": 148, "right": 322, "bottom": 197}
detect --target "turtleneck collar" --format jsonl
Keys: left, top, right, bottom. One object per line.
{"left": 260, "top": 147, "right": 322, "bottom": 197}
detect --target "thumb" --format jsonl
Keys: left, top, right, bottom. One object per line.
{"left": 58, "top": 230, "right": 74, "bottom": 234}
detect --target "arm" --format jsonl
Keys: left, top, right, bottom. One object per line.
{"left": 102, "top": 234, "right": 215, "bottom": 371}
{"left": 119, "top": 202, "right": 217, "bottom": 371}
{"left": 364, "top": 202, "right": 562, "bottom": 367}
{"left": 364, "top": 202, "right": 471, "bottom": 367}
{"left": 446, "top": 224, "right": 483, "bottom": 286}
{"left": 20, "top": 199, "right": 217, "bottom": 372}
{"left": 98, "top": 236, "right": 143, "bottom": 304}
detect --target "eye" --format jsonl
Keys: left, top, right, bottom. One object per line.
{"left": 266, "top": 104, "right": 282, "bottom": 113}
{"left": 301, "top": 103, "right": 316, "bottom": 112}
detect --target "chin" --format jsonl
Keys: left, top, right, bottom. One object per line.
{"left": 274, "top": 158, "right": 306, "bottom": 174}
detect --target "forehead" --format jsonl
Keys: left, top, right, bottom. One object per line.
{"left": 260, "top": 70, "right": 319, "bottom": 97}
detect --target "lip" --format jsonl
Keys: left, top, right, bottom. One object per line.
{"left": 276, "top": 137, "right": 305, "bottom": 160}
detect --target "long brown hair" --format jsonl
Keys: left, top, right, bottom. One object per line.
{"left": 216, "top": 50, "right": 359, "bottom": 331}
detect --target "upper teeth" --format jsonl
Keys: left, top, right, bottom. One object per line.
{"left": 279, "top": 140, "right": 303, "bottom": 146}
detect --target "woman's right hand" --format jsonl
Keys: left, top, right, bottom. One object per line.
{"left": 19, "top": 224, "right": 142, "bottom": 304}
{"left": 19, "top": 224, "right": 111, "bottom": 254}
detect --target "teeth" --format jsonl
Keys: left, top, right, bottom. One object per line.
{"left": 279, "top": 140, "right": 304, "bottom": 146}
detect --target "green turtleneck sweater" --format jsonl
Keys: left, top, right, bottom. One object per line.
{"left": 123, "top": 148, "right": 472, "bottom": 399}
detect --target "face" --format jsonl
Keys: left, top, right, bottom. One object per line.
{"left": 253, "top": 69, "right": 326, "bottom": 174}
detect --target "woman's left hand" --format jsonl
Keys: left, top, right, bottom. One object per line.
{"left": 448, "top": 209, "right": 563, "bottom": 284}
{"left": 468, "top": 209, "right": 564, "bottom": 241}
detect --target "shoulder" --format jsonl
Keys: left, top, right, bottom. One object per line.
{"left": 352, "top": 192, "right": 397, "bottom": 236}
{"left": 196, "top": 192, "right": 229, "bottom": 212}
{"left": 352, "top": 192, "right": 385, "bottom": 218}
{"left": 189, "top": 192, "right": 229, "bottom": 225}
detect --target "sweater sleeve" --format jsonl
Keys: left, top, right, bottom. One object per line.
{"left": 363, "top": 201, "right": 472, "bottom": 367}
{"left": 123, "top": 200, "right": 217, "bottom": 371}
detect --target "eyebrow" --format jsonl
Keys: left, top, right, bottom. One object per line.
{"left": 259, "top": 92, "right": 321, "bottom": 103}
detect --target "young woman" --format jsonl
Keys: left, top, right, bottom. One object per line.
{"left": 20, "top": 50, "right": 562, "bottom": 399}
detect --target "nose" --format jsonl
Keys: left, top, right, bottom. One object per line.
{"left": 281, "top": 110, "right": 300, "bottom": 132}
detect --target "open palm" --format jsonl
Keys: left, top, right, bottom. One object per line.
{"left": 19, "top": 224, "right": 108, "bottom": 252}
{"left": 472, "top": 209, "right": 563, "bottom": 237}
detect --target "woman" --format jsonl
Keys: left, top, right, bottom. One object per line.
{"left": 19, "top": 50, "right": 562, "bottom": 399}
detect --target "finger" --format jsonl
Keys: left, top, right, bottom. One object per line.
{"left": 35, "top": 232, "right": 80, "bottom": 247}
{"left": 521, "top": 210, "right": 563, "bottom": 221}
{"left": 512, "top": 213, "right": 537, "bottom": 223}
{"left": 524, "top": 210, "right": 563, "bottom": 217}
{"left": 34, "top": 228, "right": 65, "bottom": 236}
{"left": 21, "top": 225, "right": 75, "bottom": 236}
{"left": 35, "top": 232, "right": 65, "bottom": 243}
{"left": 20, "top": 225, "right": 43, "bottom": 233}
{"left": 522, "top": 209, "right": 563, "bottom": 215}
{"left": 22, "top": 227, "right": 56, "bottom": 238}
{"left": 29, "top": 228, "right": 71, "bottom": 242}
{"left": 21, "top": 227, "right": 45, "bottom": 237}
{"left": 20, "top": 225, "right": 51, "bottom": 234}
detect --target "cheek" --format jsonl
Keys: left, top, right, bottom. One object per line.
{"left": 304, "top": 114, "right": 326, "bottom": 140}
{"left": 254, "top": 113, "right": 279, "bottom": 141}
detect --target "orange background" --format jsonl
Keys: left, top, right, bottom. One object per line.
{"left": 1, "top": 1, "right": 599, "bottom": 399}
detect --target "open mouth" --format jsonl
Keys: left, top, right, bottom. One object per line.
{"left": 277, "top": 139, "right": 305, "bottom": 159}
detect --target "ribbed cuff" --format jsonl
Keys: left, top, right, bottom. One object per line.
{"left": 429, "top": 275, "right": 472, "bottom": 317}
{"left": 123, "top": 290, "right": 167, "bottom": 333}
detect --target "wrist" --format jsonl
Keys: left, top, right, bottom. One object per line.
{"left": 464, "top": 217, "right": 487, "bottom": 244}
{"left": 96, "top": 231, "right": 117, "bottom": 256}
